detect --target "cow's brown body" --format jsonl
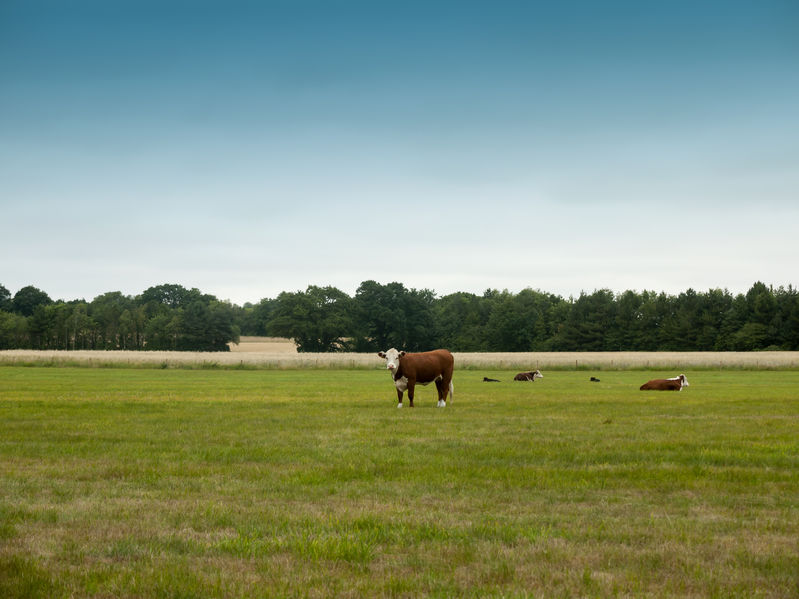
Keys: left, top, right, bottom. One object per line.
{"left": 378, "top": 348, "right": 454, "bottom": 407}
{"left": 640, "top": 379, "right": 681, "bottom": 390}
{"left": 640, "top": 374, "right": 688, "bottom": 391}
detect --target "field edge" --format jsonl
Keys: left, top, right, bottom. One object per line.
{"left": 1, "top": 350, "right": 798, "bottom": 371}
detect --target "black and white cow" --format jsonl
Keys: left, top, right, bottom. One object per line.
{"left": 513, "top": 370, "right": 543, "bottom": 382}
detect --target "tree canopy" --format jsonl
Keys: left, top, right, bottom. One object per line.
{"left": 1, "top": 281, "right": 797, "bottom": 352}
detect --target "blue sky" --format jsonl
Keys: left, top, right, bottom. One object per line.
{"left": 2, "top": 1, "right": 797, "bottom": 304}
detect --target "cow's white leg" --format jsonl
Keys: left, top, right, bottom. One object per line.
{"left": 395, "top": 377, "right": 408, "bottom": 408}
{"left": 437, "top": 399, "right": 446, "bottom": 408}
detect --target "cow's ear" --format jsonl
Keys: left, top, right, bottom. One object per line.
{"left": 378, "top": 352, "right": 386, "bottom": 358}
{"left": 399, "top": 351, "right": 406, "bottom": 357}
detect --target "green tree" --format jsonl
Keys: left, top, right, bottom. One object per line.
{"left": 269, "top": 286, "right": 353, "bottom": 352}
{"left": 145, "top": 313, "right": 180, "bottom": 350}
{"left": 481, "top": 289, "right": 566, "bottom": 351}
{"left": 774, "top": 285, "right": 799, "bottom": 350}
{"left": 68, "top": 302, "right": 93, "bottom": 350}
{"left": 720, "top": 293, "right": 749, "bottom": 350}
{"left": 42, "top": 302, "right": 74, "bottom": 349}
{"left": 660, "top": 289, "right": 702, "bottom": 350}
{"left": 731, "top": 322, "right": 770, "bottom": 351}
{"left": 727, "top": 282, "right": 779, "bottom": 350}
{"left": 352, "top": 281, "right": 404, "bottom": 351}
{"left": 90, "top": 292, "right": 136, "bottom": 349}
{"left": 246, "top": 298, "right": 276, "bottom": 336}
{"left": 749, "top": 282, "right": 778, "bottom": 348}
{"left": 214, "top": 302, "right": 241, "bottom": 348}
{"left": 434, "top": 292, "right": 491, "bottom": 351}
{"left": 630, "top": 291, "right": 666, "bottom": 350}
{"left": 139, "top": 284, "right": 205, "bottom": 309}
{"left": 696, "top": 288, "right": 733, "bottom": 350}
{"left": 12, "top": 285, "right": 52, "bottom": 317}
{"left": 178, "top": 301, "right": 212, "bottom": 351}
{"left": 28, "top": 305, "right": 54, "bottom": 349}
{"left": 352, "top": 281, "right": 436, "bottom": 352}
{"left": 131, "top": 306, "right": 147, "bottom": 349}
{"left": 611, "top": 290, "right": 645, "bottom": 350}
{"left": 0, "top": 311, "right": 28, "bottom": 348}
{"left": 396, "top": 286, "right": 437, "bottom": 351}
{"left": 172, "top": 300, "right": 238, "bottom": 351}
{"left": 0, "top": 284, "right": 11, "bottom": 312}
{"left": 551, "top": 289, "right": 616, "bottom": 351}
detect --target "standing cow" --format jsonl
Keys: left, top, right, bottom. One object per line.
{"left": 377, "top": 348, "right": 454, "bottom": 408}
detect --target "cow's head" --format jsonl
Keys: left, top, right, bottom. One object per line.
{"left": 668, "top": 374, "right": 689, "bottom": 387}
{"left": 377, "top": 348, "right": 405, "bottom": 372}
{"left": 532, "top": 370, "right": 543, "bottom": 380}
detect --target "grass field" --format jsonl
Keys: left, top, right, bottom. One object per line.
{"left": 1, "top": 366, "right": 798, "bottom": 598}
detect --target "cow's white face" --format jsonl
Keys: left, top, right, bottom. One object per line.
{"left": 668, "top": 374, "right": 689, "bottom": 387}
{"left": 532, "top": 370, "right": 543, "bottom": 380}
{"left": 377, "top": 348, "right": 405, "bottom": 373}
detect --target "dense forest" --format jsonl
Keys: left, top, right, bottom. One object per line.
{"left": 1, "top": 281, "right": 797, "bottom": 353}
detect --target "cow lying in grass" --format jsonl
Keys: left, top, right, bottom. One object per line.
{"left": 640, "top": 374, "right": 690, "bottom": 391}
{"left": 378, "top": 348, "right": 454, "bottom": 408}
{"left": 514, "top": 370, "right": 543, "bottom": 382}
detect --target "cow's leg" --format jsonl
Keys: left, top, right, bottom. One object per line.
{"left": 435, "top": 379, "right": 447, "bottom": 407}
{"left": 407, "top": 380, "right": 415, "bottom": 407}
{"left": 396, "top": 388, "right": 403, "bottom": 408}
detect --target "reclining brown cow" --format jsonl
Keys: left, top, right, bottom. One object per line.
{"left": 640, "top": 374, "right": 689, "bottom": 391}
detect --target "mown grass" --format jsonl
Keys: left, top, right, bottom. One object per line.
{"left": 1, "top": 367, "right": 798, "bottom": 598}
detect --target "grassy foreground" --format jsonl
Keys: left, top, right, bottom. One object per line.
{"left": 1, "top": 367, "right": 797, "bottom": 598}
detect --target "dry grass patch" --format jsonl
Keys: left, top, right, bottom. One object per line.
{"left": 457, "top": 350, "right": 799, "bottom": 370}
{"left": 227, "top": 336, "right": 297, "bottom": 353}
{"left": 2, "top": 349, "right": 799, "bottom": 370}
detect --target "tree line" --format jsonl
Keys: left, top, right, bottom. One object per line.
{"left": 1, "top": 281, "right": 797, "bottom": 353}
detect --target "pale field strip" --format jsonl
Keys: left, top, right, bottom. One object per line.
{"left": 228, "top": 336, "right": 298, "bottom": 353}
{"left": 2, "top": 348, "right": 798, "bottom": 369}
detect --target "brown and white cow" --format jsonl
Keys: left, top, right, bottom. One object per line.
{"left": 514, "top": 370, "right": 543, "bottom": 382}
{"left": 377, "top": 348, "right": 454, "bottom": 408}
{"left": 639, "top": 374, "right": 690, "bottom": 391}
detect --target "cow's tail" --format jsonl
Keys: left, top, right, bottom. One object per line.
{"left": 449, "top": 381, "right": 454, "bottom": 403}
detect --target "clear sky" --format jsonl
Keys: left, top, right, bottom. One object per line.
{"left": 2, "top": 0, "right": 797, "bottom": 305}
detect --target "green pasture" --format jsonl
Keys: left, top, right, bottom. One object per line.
{"left": 1, "top": 367, "right": 797, "bottom": 598}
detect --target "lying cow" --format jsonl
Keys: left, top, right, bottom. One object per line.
{"left": 514, "top": 370, "right": 543, "bottom": 382}
{"left": 378, "top": 348, "right": 454, "bottom": 408}
{"left": 640, "top": 374, "right": 690, "bottom": 391}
